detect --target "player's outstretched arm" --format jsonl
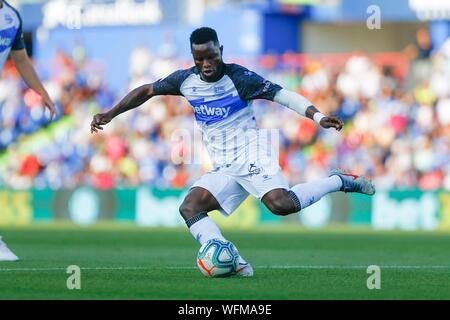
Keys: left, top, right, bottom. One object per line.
{"left": 273, "top": 89, "right": 343, "bottom": 131}
{"left": 305, "top": 104, "right": 344, "bottom": 131}
{"left": 90, "top": 83, "right": 154, "bottom": 133}
{"left": 10, "top": 49, "right": 56, "bottom": 122}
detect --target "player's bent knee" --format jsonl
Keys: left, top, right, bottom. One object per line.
{"left": 266, "top": 200, "right": 296, "bottom": 216}
{"left": 179, "top": 202, "right": 198, "bottom": 220}
{"left": 262, "top": 190, "right": 299, "bottom": 216}
{"left": 179, "top": 187, "right": 220, "bottom": 221}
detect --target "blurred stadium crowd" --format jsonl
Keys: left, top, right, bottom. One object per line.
{"left": 1, "top": 33, "right": 450, "bottom": 191}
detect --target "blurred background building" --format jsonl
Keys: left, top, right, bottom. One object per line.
{"left": 1, "top": 0, "right": 450, "bottom": 229}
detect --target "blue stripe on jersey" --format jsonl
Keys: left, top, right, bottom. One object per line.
{"left": 0, "top": 26, "right": 17, "bottom": 52}
{"left": 189, "top": 94, "right": 248, "bottom": 125}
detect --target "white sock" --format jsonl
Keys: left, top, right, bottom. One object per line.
{"left": 291, "top": 175, "right": 342, "bottom": 210}
{"left": 187, "top": 214, "right": 248, "bottom": 264}
{"left": 188, "top": 215, "right": 225, "bottom": 245}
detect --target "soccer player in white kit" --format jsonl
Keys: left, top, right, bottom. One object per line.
{"left": 0, "top": 1, "right": 56, "bottom": 261}
{"left": 91, "top": 27, "right": 375, "bottom": 276}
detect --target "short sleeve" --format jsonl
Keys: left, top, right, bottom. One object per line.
{"left": 226, "top": 64, "right": 282, "bottom": 101}
{"left": 12, "top": 10, "right": 25, "bottom": 51}
{"left": 152, "top": 69, "right": 192, "bottom": 96}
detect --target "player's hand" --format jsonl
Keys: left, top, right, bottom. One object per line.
{"left": 90, "top": 112, "right": 113, "bottom": 133}
{"left": 41, "top": 94, "right": 56, "bottom": 122}
{"left": 319, "top": 116, "right": 344, "bottom": 131}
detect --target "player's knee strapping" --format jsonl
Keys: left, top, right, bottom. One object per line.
{"left": 287, "top": 190, "right": 302, "bottom": 212}
{"left": 184, "top": 211, "right": 208, "bottom": 227}
{"left": 184, "top": 211, "right": 226, "bottom": 245}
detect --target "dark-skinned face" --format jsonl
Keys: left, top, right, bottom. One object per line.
{"left": 191, "top": 41, "right": 224, "bottom": 82}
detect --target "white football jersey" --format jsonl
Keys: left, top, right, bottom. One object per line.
{"left": 153, "top": 63, "right": 283, "bottom": 172}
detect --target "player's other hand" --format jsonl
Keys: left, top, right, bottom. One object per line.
{"left": 41, "top": 94, "right": 56, "bottom": 122}
{"left": 319, "top": 116, "right": 344, "bottom": 131}
{"left": 91, "top": 112, "right": 112, "bottom": 133}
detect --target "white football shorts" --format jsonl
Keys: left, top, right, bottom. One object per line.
{"left": 190, "top": 160, "right": 289, "bottom": 216}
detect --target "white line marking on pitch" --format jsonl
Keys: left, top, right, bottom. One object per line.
{"left": 258, "top": 265, "right": 450, "bottom": 269}
{"left": 0, "top": 267, "right": 150, "bottom": 272}
{"left": 167, "top": 265, "right": 450, "bottom": 270}
{"left": 0, "top": 265, "right": 449, "bottom": 272}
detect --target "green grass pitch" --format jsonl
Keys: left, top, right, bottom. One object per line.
{"left": 0, "top": 224, "right": 449, "bottom": 299}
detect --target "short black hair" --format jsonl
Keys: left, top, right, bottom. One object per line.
{"left": 190, "top": 27, "right": 219, "bottom": 46}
